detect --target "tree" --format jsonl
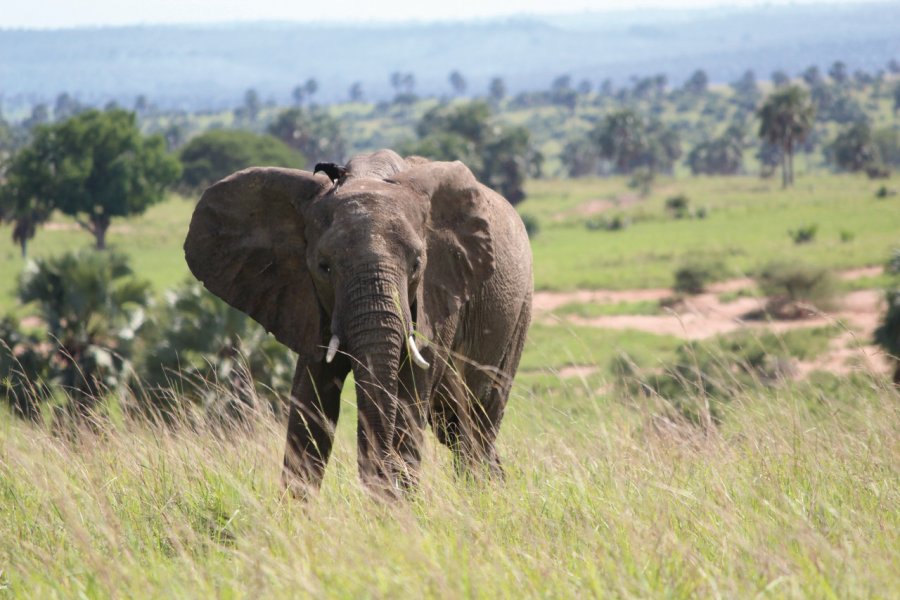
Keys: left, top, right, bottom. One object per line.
{"left": 801, "top": 65, "right": 823, "bottom": 87}
{"left": 828, "top": 60, "right": 848, "bottom": 85}
{"left": 687, "top": 125, "right": 745, "bottom": 175}
{"left": 15, "top": 249, "right": 150, "bottom": 415}
{"left": 683, "top": 69, "right": 709, "bottom": 95}
{"left": 758, "top": 85, "right": 815, "bottom": 187}
{"left": 404, "top": 101, "right": 541, "bottom": 205}
{"left": 267, "top": 107, "right": 346, "bottom": 168}
{"left": 561, "top": 137, "right": 602, "bottom": 177}
{"left": 588, "top": 108, "right": 681, "bottom": 175}
{"left": 237, "top": 88, "right": 261, "bottom": 123}
{"left": 0, "top": 109, "right": 180, "bottom": 250}
{"left": 827, "top": 122, "right": 879, "bottom": 173}
{"left": 179, "top": 129, "right": 305, "bottom": 190}
{"left": 348, "top": 81, "right": 364, "bottom": 102}
{"left": 488, "top": 77, "right": 506, "bottom": 103}
{"left": 771, "top": 70, "right": 791, "bottom": 88}
{"left": 22, "top": 104, "right": 50, "bottom": 130}
{"left": 138, "top": 280, "right": 295, "bottom": 417}
{"left": 893, "top": 82, "right": 900, "bottom": 115}
{"left": 730, "top": 70, "right": 760, "bottom": 110}
{"left": 53, "top": 93, "right": 82, "bottom": 121}
{"left": 303, "top": 78, "right": 319, "bottom": 104}
{"left": 448, "top": 70, "right": 467, "bottom": 96}
{"left": 0, "top": 181, "right": 53, "bottom": 257}
{"left": 0, "top": 141, "right": 56, "bottom": 256}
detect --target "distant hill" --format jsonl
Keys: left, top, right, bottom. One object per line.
{"left": 1, "top": 2, "right": 898, "bottom": 112}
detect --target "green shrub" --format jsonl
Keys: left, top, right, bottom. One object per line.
{"left": 673, "top": 257, "right": 725, "bottom": 295}
{"left": 887, "top": 248, "right": 900, "bottom": 275}
{"left": 875, "top": 185, "right": 897, "bottom": 198}
{"left": 756, "top": 260, "right": 837, "bottom": 314}
{"left": 520, "top": 214, "right": 540, "bottom": 239}
{"left": 839, "top": 229, "right": 855, "bottom": 243}
{"left": 628, "top": 167, "right": 655, "bottom": 196}
{"left": 788, "top": 223, "right": 818, "bottom": 244}
{"left": 137, "top": 280, "right": 295, "bottom": 420}
{"left": 665, "top": 194, "right": 690, "bottom": 219}
{"left": 585, "top": 214, "right": 628, "bottom": 232}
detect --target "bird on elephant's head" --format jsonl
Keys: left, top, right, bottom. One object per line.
{"left": 184, "top": 149, "right": 533, "bottom": 498}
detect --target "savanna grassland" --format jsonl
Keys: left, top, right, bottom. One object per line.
{"left": 1, "top": 172, "right": 899, "bottom": 597}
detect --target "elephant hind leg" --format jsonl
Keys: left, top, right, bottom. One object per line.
{"left": 459, "top": 297, "right": 532, "bottom": 478}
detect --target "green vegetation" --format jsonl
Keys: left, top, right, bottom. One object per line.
{"left": 756, "top": 261, "right": 838, "bottom": 314}
{"left": 1, "top": 350, "right": 897, "bottom": 597}
{"left": 672, "top": 256, "right": 725, "bottom": 295}
{"left": 2, "top": 50, "right": 900, "bottom": 598}
{"left": 1, "top": 109, "right": 180, "bottom": 251}
{"left": 401, "top": 100, "right": 542, "bottom": 204}
{"left": 178, "top": 129, "right": 305, "bottom": 190}
{"left": 757, "top": 85, "right": 815, "bottom": 188}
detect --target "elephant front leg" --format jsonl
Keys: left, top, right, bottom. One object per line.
{"left": 282, "top": 355, "right": 350, "bottom": 498}
{"left": 392, "top": 357, "right": 429, "bottom": 492}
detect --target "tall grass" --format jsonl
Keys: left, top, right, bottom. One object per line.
{"left": 1, "top": 368, "right": 897, "bottom": 597}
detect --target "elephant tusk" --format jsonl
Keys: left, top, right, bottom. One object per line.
{"left": 325, "top": 335, "right": 340, "bottom": 363}
{"left": 408, "top": 335, "right": 430, "bottom": 369}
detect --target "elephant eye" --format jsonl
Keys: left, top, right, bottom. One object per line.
{"left": 318, "top": 261, "right": 331, "bottom": 275}
{"left": 412, "top": 256, "right": 422, "bottom": 272}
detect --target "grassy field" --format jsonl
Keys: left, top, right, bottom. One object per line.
{"left": 1, "top": 374, "right": 897, "bottom": 597}
{"left": 1, "top": 172, "right": 899, "bottom": 597}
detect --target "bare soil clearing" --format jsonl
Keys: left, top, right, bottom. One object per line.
{"left": 534, "top": 267, "right": 890, "bottom": 379}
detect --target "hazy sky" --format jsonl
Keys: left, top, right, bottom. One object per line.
{"left": 0, "top": 0, "right": 869, "bottom": 29}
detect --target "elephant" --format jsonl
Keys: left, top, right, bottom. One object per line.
{"left": 184, "top": 149, "right": 532, "bottom": 496}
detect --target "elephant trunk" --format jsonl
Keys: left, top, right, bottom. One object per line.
{"left": 339, "top": 265, "right": 407, "bottom": 490}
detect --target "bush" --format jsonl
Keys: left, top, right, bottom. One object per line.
{"left": 665, "top": 194, "right": 690, "bottom": 219}
{"left": 672, "top": 257, "right": 725, "bottom": 295}
{"left": 2, "top": 249, "right": 151, "bottom": 419}
{"left": 756, "top": 261, "right": 837, "bottom": 316}
{"left": 628, "top": 167, "right": 655, "bottom": 196}
{"left": 585, "top": 215, "right": 628, "bottom": 232}
{"left": 788, "top": 223, "right": 818, "bottom": 244}
{"left": 875, "top": 185, "right": 897, "bottom": 198}
{"left": 865, "top": 164, "right": 891, "bottom": 179}
{"left": 887, "top": 248, "right": 900, "bottom": 275}
{"left": 839, "top": 229, "right": 855, "bottom": 243}
{"left": 520, "top": 214, "right": 540, "bottom": 239}
{"left": 179, "top": 130, "right": 305, "bottom": 191}
{"left": 137, "top": 280, "right": 295, "bottom": 420}
{"left": 614, "top": 334, "right": 794, "bottom": 426}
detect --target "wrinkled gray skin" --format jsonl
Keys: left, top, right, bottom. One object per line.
{"left": 184, "top": 150, "right": 532, "bottom": 497}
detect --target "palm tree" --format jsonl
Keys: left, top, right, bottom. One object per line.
{"left": 758, "top": 85, "right": 816, "bottom": 187}
{"left": 139, "top": 280, "right": 296, "bottom": 420}
{"left": 17, "top": 249, "right": 150, "bottom": 414}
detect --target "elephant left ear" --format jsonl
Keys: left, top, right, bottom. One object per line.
{"left": 393, "top": 160, "right": 496, "bottom": 342}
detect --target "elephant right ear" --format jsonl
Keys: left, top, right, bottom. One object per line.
{"left": 184, "top": 167, "right": 332, "bottom": 359}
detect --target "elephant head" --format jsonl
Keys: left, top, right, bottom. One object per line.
{"left": 183, "top": 150, "right": 495, "bottom": 488}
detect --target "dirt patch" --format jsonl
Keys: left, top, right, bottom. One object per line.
{"left": 42, "top": 222, "right": 134, "bottom": 234}
{"left": 557, "top": 365, "right": 599, "bottom": 379}
{"left": 533, "top": 288, "right": 673, "bottom": 313}
{"left": 839, "top": 266, "right": 883, "bottom": 280}
{"left": 554, "top": 192, "right": 644, "bottom": 221}
{"left": 533, "top": 273, "right": 889, "bottom": 381}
